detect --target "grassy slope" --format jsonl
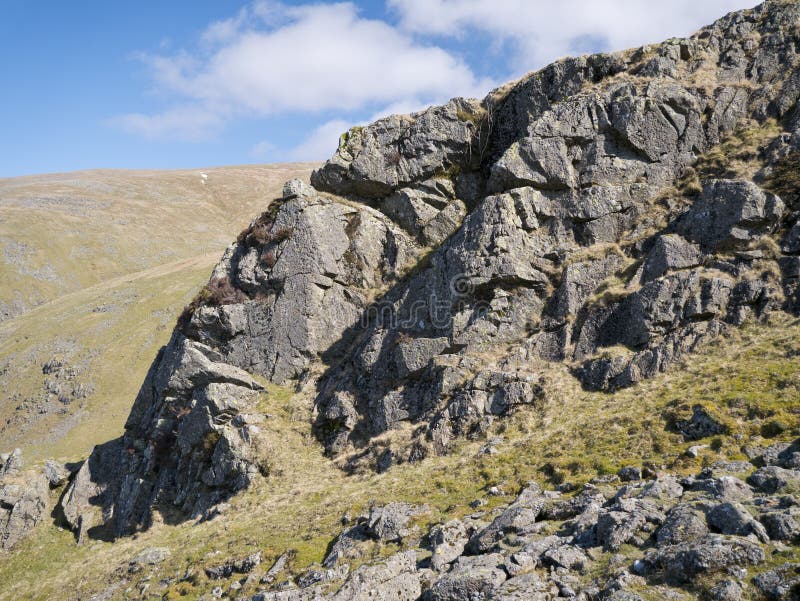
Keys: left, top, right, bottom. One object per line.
{"left": 0, "top": 164, "right": 315, "bottom": 319}
{"left": 0, "top": 314, "right": 797, "bottom": 600}
{"left": 0, "top": 164, "right": 315, "bottom": 463}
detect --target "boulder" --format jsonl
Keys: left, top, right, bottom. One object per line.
{"left": 706, "top": 579, "right": 744, "bottom": 601}
{"left": 365, "top": 503, "right": 427, "bottom": 542}
{"left": 423, "top": 553, "right": 506, "bottom": 601}
{"left": 753, "top": 563, "right": 800, "bottom": 600}
{"left": 677, "top": 180, "right": 784, "bottom": 251}
{"left": 643, "top": 535, "right": 765, "bottom": 584}
{"left": 330, "top": 551, "right": 420, "bottom": 601}
{"left": 0, "top": 469, "right": 49, "bottom": 550}
{"left": 429, "top": 519, "right": 468, "bottom": 571}
{"left": 761, "top": 511, "right": 800, "bottom": 542}
{"left": 42, "top": 460, "right": 69, "bottom": 488}
{"left": 707, "top": 502, "right": 769, "bottom": 542}
{"left": 657, "top": 505, "right": 709, "bottom": 546}
{"left": 640, "top": 234, "right": 702, "bottom": 283}
{"left": 748, "top": 466, "right": 800, "bottom": 494}
{"left": 467, "top": 484, "right": 546, "bottom": 553}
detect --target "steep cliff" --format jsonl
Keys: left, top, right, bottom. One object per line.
{"left": 60, "top": 0, "right": 800, "bottom": 559}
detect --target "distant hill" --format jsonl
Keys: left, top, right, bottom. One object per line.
{"left": 0, "top": 164, "right": 315, "bottom": 461}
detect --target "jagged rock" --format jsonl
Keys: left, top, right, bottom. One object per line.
{"left": 677, "top": 180, "right": 784, "bottom": 251}
{"left": 758, "top": 439, "right": 800, "bottom": 468}
{"left": 188, "top": 189, "right": 418, "bottom": 385}
{"left": 330, "top": 550, "right": 420, "bottom": 601}
{"left": 673, "top": 405, "right": 727, "bottom": 441}
{"left": 541, "top": 544, "right": 590, "bottom": 572}
{"left": 261, "top": 551, "right": 292, "bottom": 585}
{"left": 467, "top": 484, "right": 546, "bottom": 553}
{"left": 782, "top": 221, "right": 800, "bottom": 254}
{"left": 643, "top": 535, "right": 765, "bottom": 584}
{"left": 541, "top": 485, "right": 605, "bottom": 520}
{"left": 547, "top": 256, "right": 623, "bottom": 324}
{"left": 578, "top": 271, "right": 733, "bottom": 390}
{"left": 684, "top": 474, "right": 754, "bottom": 502}
{"left": 47, "top": 1, "right": 800, "bottom": 556}
{"left": 296, "top": 564, "right": 349, "bottom": 589}
{"left": 639, "top": 474, "right": 685, "bottom": 501}
{"left": 205, "top": 552, "right": 261, "bottom": 579}
{"left": 323, "top": 524, "right": 371, "bottom": 568}
{"left": 640, "top": 234, "right": 702, "bottom": 283}
{"left": 423, "top": 553, "right": 506, "bottom": 601}
{"left": 748, "top": 466, "right": 800, "bottom": 494}
{"left": 366, "top": 502, "right": 427, "bottom": 542}
{"left": 42, "top": 460, "right": 69, "bottom": 488}
{"left": 761, "top": 511, "right": 800, "bottom": 542}
{"left": 753, "top": 563, "right": 800, "bottom": 600}
{"left": 429, "top": 519, "right": 468, "bottom": 571}
{"left": 707, "top": 502, "right": 769, "bottom": 542}
{"left": 579, "top": 497, "right": 664, "bottom": 551}
{"left": 0, "top": 467, "right": 49, "bottom": 550}
{"left": 312, "top": 98, "right": 484, "bottom": 199}
{"left": 491, "top": 572, "right": 558, "bottom": 600}
{"left": 378, "top": 178, "right": 467, "bottom": 246}
{"left": 0, "top": 449, "right": 23, "bottom": 476}
{"left": 60, "top": 334, "right": 267, "bottom": 538}
{"left": 705, "top": 579, "right": 744, "bottom": 601}
{"left": 657, "top": 505, "right": 709, "bottom": 546}
{"left": 618, "top": 466, "right": 642, "bottom": 482}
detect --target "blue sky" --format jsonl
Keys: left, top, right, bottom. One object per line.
{"left": 0, "top": 0, "right": 758, "bottom": 177}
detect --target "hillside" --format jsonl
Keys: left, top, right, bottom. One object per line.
{"left": 3, "top": 2, "right": 800, "bottom": 601}
{"left": 0, "top": 164, "right": 315, "bottom": 461}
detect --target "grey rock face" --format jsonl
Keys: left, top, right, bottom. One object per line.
{"left": 707, "top": 502, "right": 769, "bottom": 542}
{"left": 61, "top": 333, "right": 266, "bottom": 538}
{"left": 640, "top": 235, "right": 702, "bottom": 283}
{"left": 429, "top": 519, "right": 468, "bottom": 571}
{"left": 677, "top": 180, "right": 784, "bottom": 251}
{"left": 467, "top": 484, "right": 546, "bottom": 553}
{"left": 748, "top": 466, "right": 800, "bottom": 494}
{"left": 0, "top": 463, "right": 49, "bottom": 550}
{"left": 188, "top": 190, "right": 418, "bottom": 385}
{"left": 311, "top": 98, "right": 484, "bottom": 199}
{"left": 59, "top": 0, "right": 800, "bottom": 545}
{"left": 643, "top": 535, "right": 765, "bottom": 584}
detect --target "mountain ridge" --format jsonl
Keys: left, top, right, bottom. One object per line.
{"left": 2, "top": 2, "right": 800, "bottom": 599}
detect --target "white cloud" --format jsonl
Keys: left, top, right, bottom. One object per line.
{"left": 288, "top": 119, "right": 351, "bottom": 161}
{"left": 250, "top": 139, "right": 276, "bottom": 159}
{"left": 110, "top": 106, "right": 224, "bottom": 141}
{"left": 388, "top": 0, "right": 759, "bottom": 71}
{"left": 117, "top": 1, "right": 491, "bottom": 141}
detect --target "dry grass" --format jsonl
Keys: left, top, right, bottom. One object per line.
{"left": 0, "top": 164, "right": 316, "bottom": 321}
{"left": 2, "top": 312, "right": 799, "bottom": 600}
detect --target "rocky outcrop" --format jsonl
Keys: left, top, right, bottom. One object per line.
{"left": 61, "top": 333, "right": 267, "bottom": 539}
{"left": 0, "top": 450, "right": 50, "bottom": 550}
{"left": 239, "top": 455, "right": 800, "bottom": 601}
{"left": 59, "top": 0, "right": 800, "bottom": 536}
